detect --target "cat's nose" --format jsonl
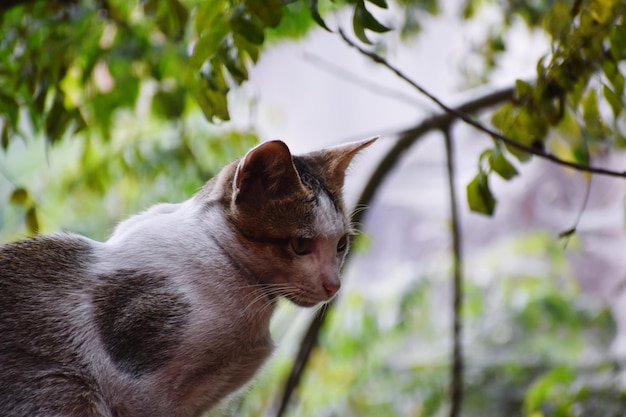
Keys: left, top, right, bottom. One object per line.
{"left": 322, "top": 280, "right": 340, "bottom": 298}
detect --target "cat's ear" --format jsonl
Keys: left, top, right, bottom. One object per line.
{"left": 318, "top": 137, "right": 378, "bottom": 194}
{"left": 233, "top": 140, "right": 304, "bottom": 205}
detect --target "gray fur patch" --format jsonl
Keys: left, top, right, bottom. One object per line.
{"left": 0, "top": 235, "right": 104, "bottom": 416}
{"left": 93, "top": 270, "right": 191, "bottom": 376}
{"left": 292, "top": 156, "right": 337, "bottom": 210}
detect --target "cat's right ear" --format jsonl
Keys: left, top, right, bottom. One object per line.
{"left": 233, "top": 140, "right": 304, "bottom": 205}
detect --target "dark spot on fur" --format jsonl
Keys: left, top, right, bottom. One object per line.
{"left": 292, "top": 156, "right": 339, "bottom": 211}
{"left": 93, "top": 270, "right": 190, "bottom": 376}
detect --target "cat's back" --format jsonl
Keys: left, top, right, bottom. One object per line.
{"left": 0, "top": 233, "right": 96, "bottom": 313}
{"left": 0, "top": 234, "right": 108, "bottom": 417}
{"left": 0, "top": 233, "right": 94, "bottom": 278}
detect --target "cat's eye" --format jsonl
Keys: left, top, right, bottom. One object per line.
{"left": 291, "top": 237, "right": 313, "bottom": 255}
{"left": 336, "top": 235, "right": 349, "bottom": 253}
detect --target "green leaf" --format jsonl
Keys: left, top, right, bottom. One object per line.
{"left": 190, "top": 25, "right": 228, "bottom": 70}
{"left": 582, "top": 89, "right": 607, "bottom": 137}
{"left": 10, "top": 187, "right": 29, "bottom": 205}
{"left": 601, "top": 59, "right": 625, "bottom": 93}
{"left": 589, "top": 0, "right": 617, "bottom": 24}
{"left": 164, "top": 0, "right": 189, "bottom": 39}
{"left": 221, "top": 46, "right": 248, "bottom": 84}
{"left": 234, "top": 33, "right": 260, "bottom": 63}
{"left": 466, "top": 172, "right": 496, "bottom": 216}
{"left": 603, "top": 84, "right": 623, "bottom": 118}
{"left": 489, "top": 147, "right": 519, "bottom": 180}
{"left": 355, "top": 1, "right": 390, "bottom": 34}
{"left": 524, "top": 367, "right": 576, "bottom": 413}
{"left": 544, "top": 2, "right": 571, "bottom": 40}
{"left": 152, "top": 88, "right": 186, "bottom": 119}
{"left": 491, "top": 102, "right": 513, "bottom": 131}
{"left": 25, "top": 206, "right": 39, "bottom": 235}
{"left": 194, "top": 0, "right": 225, "bottom": 34}
{"left": 45, "top": 94, "right": 71, "bottom": 144}
{"left": 308, "top": 0, "right": 331, "bottom": 31}
{"left": 246, "top": 0, "right": 282, "bottom": 28}
{"left": 572, "top": 144, "right": 589, "bottom": 164}
{"left": 1, "top": 122, "right": 9, "bottom": 150}
{"left": 367, "top": 0, "right": 389, "bottom": 9}
{"left": 352, "top": 6, "right": 371, "bottom": 44}
{"left": 609, "top": 23, "right": 626, "bottom": 60}
{"left": 421, "top": 388, "right": 444, "bottom": 417}
{"left": 196, "top": 80, "right": 230, "bottom": 121}
{"left": 0, "top": 92, "right": 19, "bottom": 128}
{"left": 144, "top": 0, "right": 189, "bottom": 39}
{"left": 266, "top": 0, "right": 316, "bottom": 41}
{"left": 515, "top": 79, "right": 532, "bottom": 102}
{"left": 231, "top": 10, "right": 265, "bottom": 45}
{"left": 205, "top": 61, "right": 228, "bottom": 92}
{"left": 503, "top": 143, "right": 532, "bottom": 163}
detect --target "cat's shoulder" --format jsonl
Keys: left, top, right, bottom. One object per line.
{"left": 0, "top": 233, "right": 97, "bottom": 274}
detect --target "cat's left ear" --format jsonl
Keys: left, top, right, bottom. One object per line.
{"left": 318, "top": 137, "right": 378, "bottom": 194}
{"left": 233, "top": 140, "right": 305, "bottom": 205}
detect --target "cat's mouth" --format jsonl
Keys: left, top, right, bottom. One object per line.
{"left": 285, "top": 292, "right": 334, "bottom": 308}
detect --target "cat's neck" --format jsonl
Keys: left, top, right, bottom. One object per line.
{"left": 100, "top": 197, "right": 277, "bottom": 316}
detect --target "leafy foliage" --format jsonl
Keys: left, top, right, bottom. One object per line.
{"left": 465, "top": 0, "right": 626, "bottom": 215}
{"left": 0, "top": 0, "right": 283, "bottom": 148}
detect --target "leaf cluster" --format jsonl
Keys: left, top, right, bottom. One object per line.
{"left": 191, "top": 0, "right": 282, "bottom": 121}
{"left": 0, "top": 0, "right": 289, "bottom": 147}
{"left": 466, "top": 0, "right": 626, "bottom": 216}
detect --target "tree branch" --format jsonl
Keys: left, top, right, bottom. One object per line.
{"left": 302, "top": 52, "right": 433, "bottom": 110}
{"left": 338, "top": 28, "right": 626, "bottom": 179}
{"left": 443, "top": 126, "right": 464, "bottom": 417}
{"left": 271, "top": 306, "right": 329, "bottom": 416}
{"left": 271, "top": 85, "right": 516, "bottom": 417}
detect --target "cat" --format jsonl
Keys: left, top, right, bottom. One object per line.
{"left": 0, "top": 138, "right": 375, "bottom": 417}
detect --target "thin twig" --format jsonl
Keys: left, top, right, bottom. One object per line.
{"left": 271, "top": 308, "right": 328, "bottom": 416}
{"left": 338, "top": 28, "right": 626, "bottom": 179}
{"left": 272, "top": 85, "right": 516, "bottom": 417}
{"left": 302, "top": 52, "right": 433, "bottom": 110}
{"left": 559, "top": 117, "right": 593, "bottom": 247}
{"left": 358, "top": 86, "right": 516, "bottom": 208}
{"left": 443, "top": 126, "right": 464, "bottom": 417}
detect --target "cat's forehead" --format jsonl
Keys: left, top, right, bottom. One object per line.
{"left": 291, "top": 156, "right": 349, "bottom": 237}
{"left": 310, "top": 191, "right": 349, "bottom": 237}
{"left": 292, "top": 155, "right": 341, "bottom": 207}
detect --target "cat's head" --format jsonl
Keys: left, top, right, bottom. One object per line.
{"left": 221, "top": 138, "right": 375, "bottom": 307}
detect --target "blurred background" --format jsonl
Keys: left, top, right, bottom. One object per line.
{"left": 1, "top": 0, "right": 625, "bottom": 416}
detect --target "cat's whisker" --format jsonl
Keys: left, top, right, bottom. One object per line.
{"left": 258, "top": 297, "right": 280, "bottom": 317}
{"left": 248, "top": 287, "right": 293, "bottom": 320}
{"left": 312, "top": 299, "right": 329, "bottom": 317}
{"left": 240, "top": 285, "right": 295, "bottom": 317}
{"left": 349, "top": 226, "right": 365, "bottom": 237}
{"left": 349, "top": 204, "right": 370, "bottom": 218}
{"left": 349, "top": 218, "right": 368, "bottom": 230}
{"left": 240, "top": 291, "right": 277, "bottom": 317}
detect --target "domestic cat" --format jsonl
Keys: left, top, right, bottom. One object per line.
{"left": 0, "top": 138, "right": 375, "bottom": 417}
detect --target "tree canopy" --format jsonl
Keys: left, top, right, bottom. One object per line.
{"left": 1, "top": 0, "right": 625, "bottom": 230}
